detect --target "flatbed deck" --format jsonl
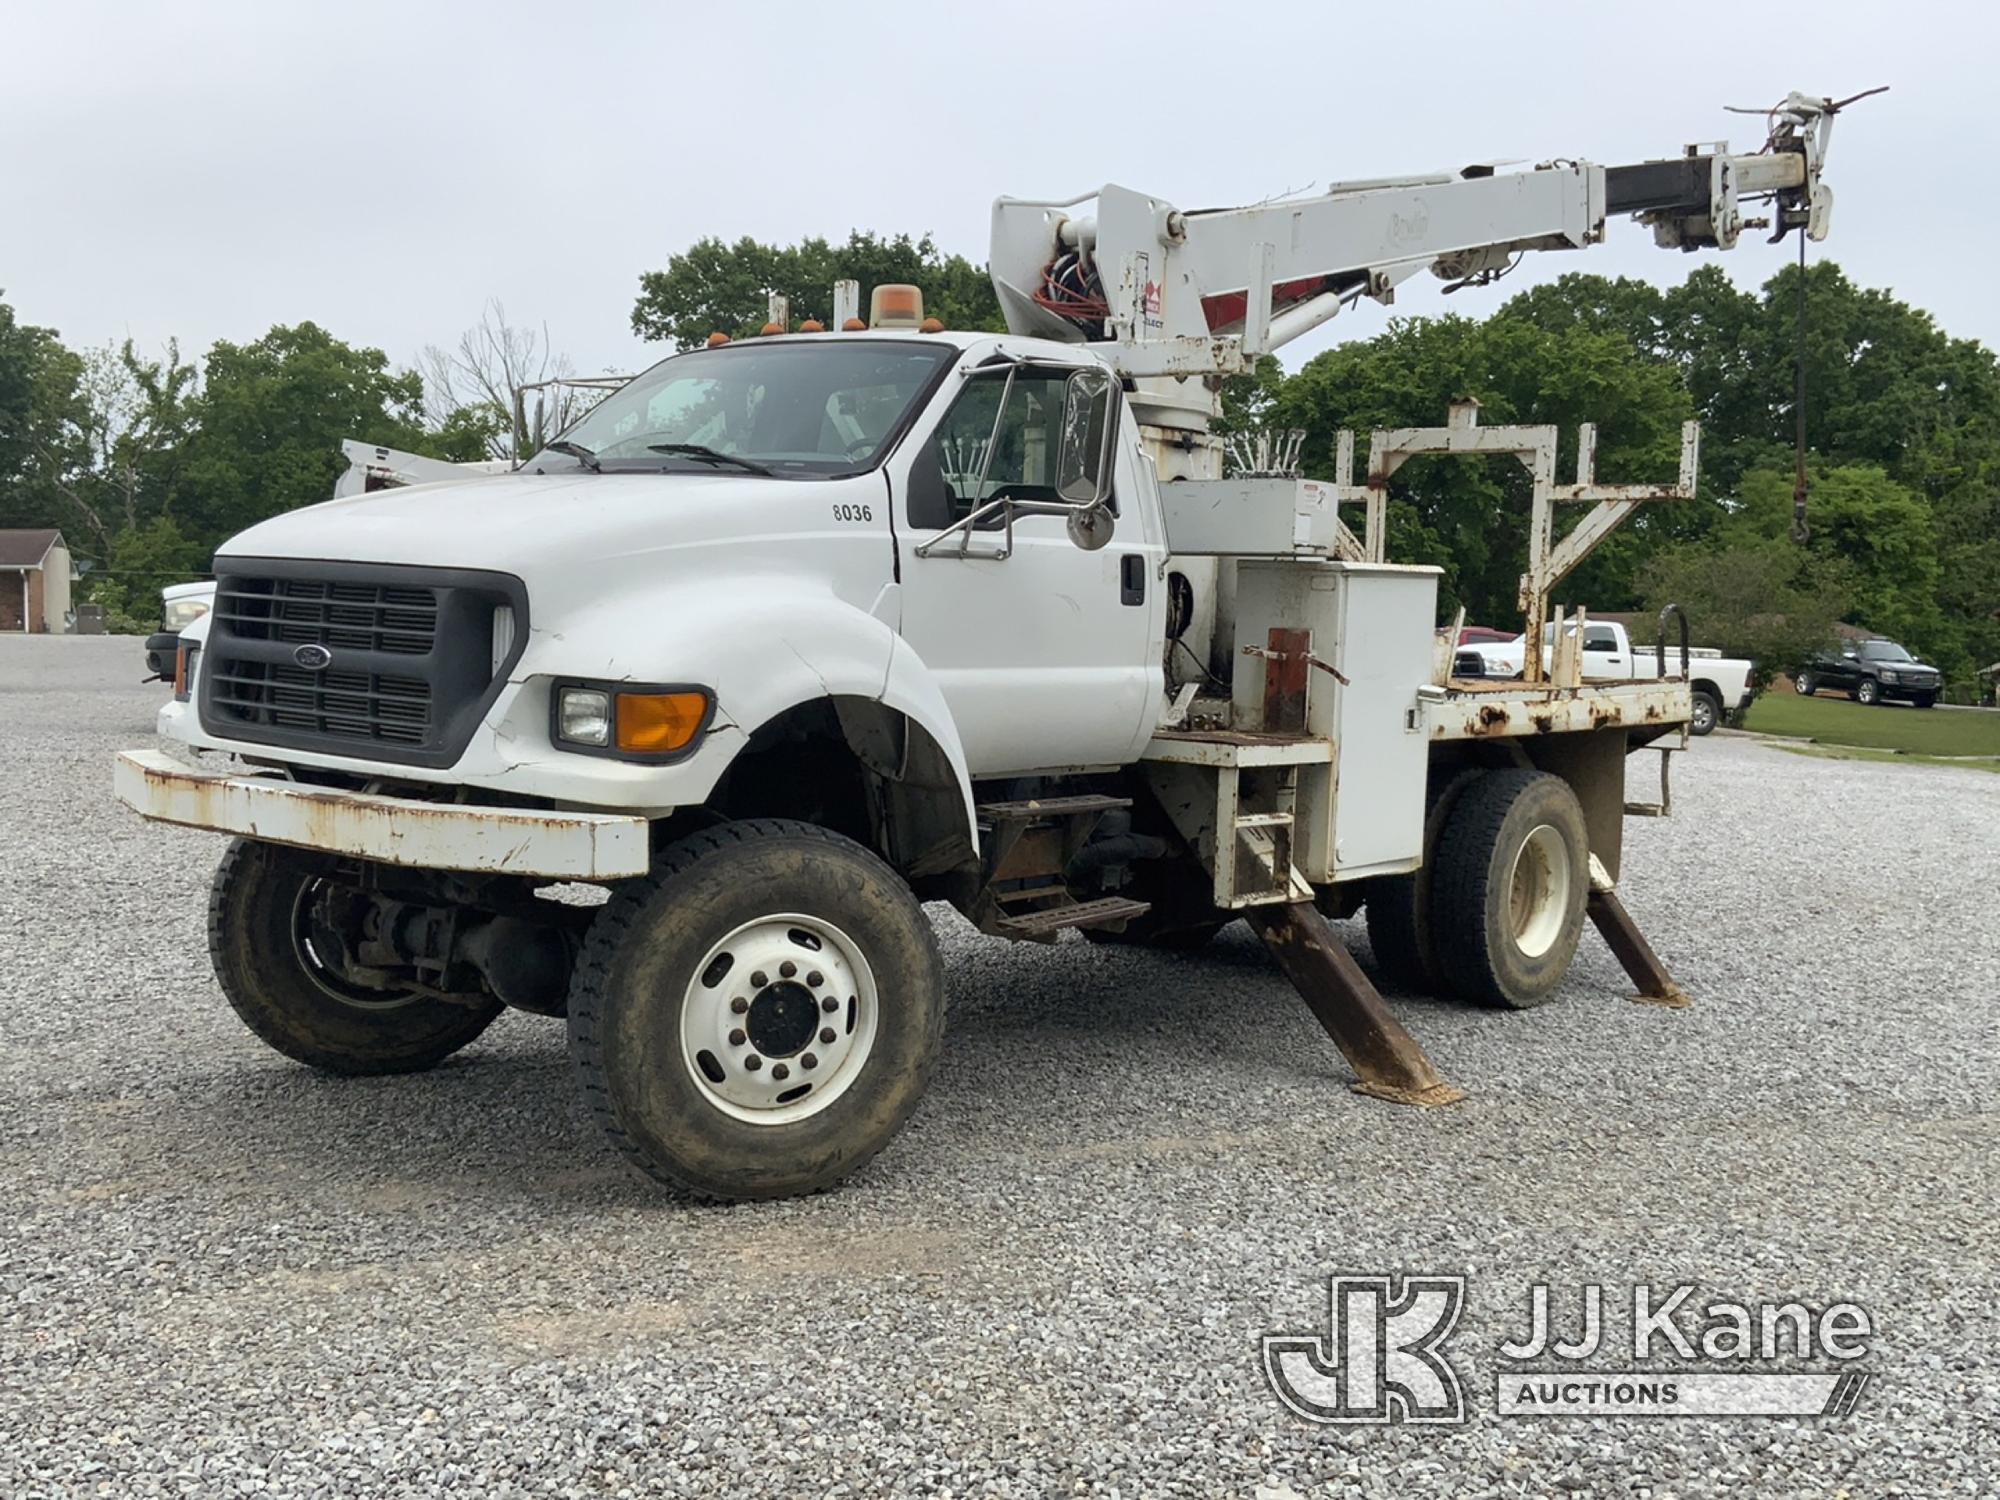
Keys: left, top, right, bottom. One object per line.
{"left": 1428, "top": 676, "right": 1690, "bottom": 741}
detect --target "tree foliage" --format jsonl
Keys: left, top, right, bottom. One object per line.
{"left": 2, "top": 244, "right": 1995, "bottom": 678}
{"left": 631, "top": 231, "right": 1003, "bottom": 349}
{"left": 1234, "top": 261, "right": 2000, "bottom": 682}
{"left": 1258, "top": 312, "right": 1695, "bottom": 622}
{"left": 176, "top": 322, "right": 430, "bottom": 540}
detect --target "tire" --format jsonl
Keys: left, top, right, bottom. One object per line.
{"left": 1688, "top": 690, "right": 1721, "bottom": 736}
{"left": 1795, "top": 670, "right": 1816, "bottom": 696}
{"left": 1364, "top": 767, "right": 1482, "bottom": 992}
{"left": 567, "top": 819, "right": 943, "bottom": 1201}
{"left": 1856, "top": 678, "right": 1881, "bottom": 705}
{"left": 207, "top": 839, "right": 503, "bottom": 1075}
{"left": 1430, "top": 770, "right": 1589, "bottom": 1010}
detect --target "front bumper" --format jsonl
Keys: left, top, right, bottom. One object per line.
{"left": 113, "top": 749, "right": 650, "bottom": 880}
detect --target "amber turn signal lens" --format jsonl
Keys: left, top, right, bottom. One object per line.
{"left": 614, "top": 691, "right": 708, "bottom": 753}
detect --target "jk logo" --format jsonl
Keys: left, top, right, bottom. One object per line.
{"left": 1262, "top": 1275, "right": 1467, "bottom": 1424}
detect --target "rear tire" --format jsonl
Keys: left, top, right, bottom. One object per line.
{"left": 1688, "top": 690, "right": 1721, "bottom": 736}
{"left": 1430, "top": 770, "right": 1589, "bottom": 1010}
{"left": 1364, "top": 768, "right": 1481, "bottom": 992}
{"left": 567, "top": 819, "right": 943, "bottom": 1201}
{"left": 207, "top": 839, "right": 503, "bottom": 1075}
{"left": 1795, "top": 670, "right": 1816, "bottom": 696}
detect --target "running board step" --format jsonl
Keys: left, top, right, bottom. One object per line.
{"left": 993, "top": 895, "right": 1151, "bottom": 939}
{"left": 976, "top": 793, "right": 1132, "bottom": 823}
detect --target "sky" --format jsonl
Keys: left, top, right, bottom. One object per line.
{"left": 3, "top": 0, "right": 1993, "bottom": 387}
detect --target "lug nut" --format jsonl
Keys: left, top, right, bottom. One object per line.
{"left": 728, "top": 1028, "right": 746, "bottom": 1046}
{"left": 779, "top": 960, "right": 796, "bottom": 979}
{"left": 820, "top": 996, "right": 839, "bottom": 1013}
{"left": 730, "top": 997, "right": 749, "bottom": 1014}
{"left": 806, "top": 970, "right": 823, "bottom": 988}
{"left": 750, "top": 970, "right": 768, "bottom": 988}
{"left": 743, "top": 1055, "right": 762, "bottom": 1071}
{"left": 800, "top": 1053, "right": 818, "bottom": 1070}
{"left": 819, "top": 1027, "right": 836, "bottom": 1045}
{"left": 771, "top": 1063, "right": 790, "bottom": 1081}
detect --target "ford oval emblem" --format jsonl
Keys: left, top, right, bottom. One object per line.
{"left": 293, "top": 643, "right": 333, "bottom": 671}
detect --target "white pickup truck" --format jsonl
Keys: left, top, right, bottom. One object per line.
{"left": 1454, "top": 620, "right": 1755, "bottom": 735}
{"left": 112, "top": 92, "right": 1846, "bottom": 1199}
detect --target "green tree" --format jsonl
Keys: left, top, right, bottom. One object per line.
{"left": 1637, "top": 537, "right": 1852, "bottom": 677}
{"left": 631, "top": 231, "right": 1004, "bottom": 348}
{"left": 80, "top": 515, "right": 210, "bottom": 633}
{"left": 1265, "top": 312, "right": 1695, "bottom": 624}
{"left": 0, "top": 296, "right": 91, "bottom": 538}
{"left": 178, "top": 322, "right": 429, "bottom": 538}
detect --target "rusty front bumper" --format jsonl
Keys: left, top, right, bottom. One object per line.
{"left": 114, "top": 749, "right": 651, "bottom": 880}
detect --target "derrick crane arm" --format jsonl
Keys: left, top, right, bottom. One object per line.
{"left": 990, "top": 91, "right": 1846, "bottom": 382}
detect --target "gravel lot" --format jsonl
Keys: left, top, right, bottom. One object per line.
{"left": 3, "top": 635, "right": 1995, "bottom": 1498}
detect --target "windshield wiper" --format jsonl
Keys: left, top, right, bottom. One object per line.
{"left": 647, "top": 442, "right": 773, "bottom": 476}
{"left": 546, "top": 439, "right": 599, "bottom": 472}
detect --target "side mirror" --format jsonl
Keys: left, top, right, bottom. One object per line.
{"left": 1055, "top": 366, "right": 1118, "bottom": 552}
{"left": 1056, "top": 367, "right": 1117, "bottom": 505}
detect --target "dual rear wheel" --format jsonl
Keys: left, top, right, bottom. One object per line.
{"left": 1365, "top": 768, "right": 1590, "bottom": 1009}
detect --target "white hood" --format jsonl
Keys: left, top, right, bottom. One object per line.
{"left": 217, "top": 471, "right": 831, "bottom": 574}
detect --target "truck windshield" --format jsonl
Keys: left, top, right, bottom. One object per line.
{"left": 1858, "top": 641, "right": 1913, "bottom": 662}
{"left": 532, "top": 341, "right": 957, "bottom": 478}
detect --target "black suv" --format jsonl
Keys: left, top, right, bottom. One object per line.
{"left": 1795, "top": 638, "right": 1942, "bottom": 707}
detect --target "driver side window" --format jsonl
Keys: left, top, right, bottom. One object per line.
{"left": 908, "top": 367, "right": 1115, "bottom": 529}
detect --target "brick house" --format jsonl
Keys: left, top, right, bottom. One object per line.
{"left": 0, "top": 529, "right": 73, "bottom": 633}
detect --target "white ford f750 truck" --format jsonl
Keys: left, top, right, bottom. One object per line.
{"left": 118, "top": 93, "right": 1847, "bottom": 1198}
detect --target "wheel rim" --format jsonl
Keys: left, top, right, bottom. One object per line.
{"left": 1692, "top": 699, "right": 1714, "bottom": 731}
{"left": 1859, "top": 682, "right": 1876, "bottom": 702}
{"left": 679, "top": 912, "right": 879, "bottom": 1125}
{"left": 290, "top": 881, "right": 422, "bottom": 1012}
{"left": 1506, "top": 824, "right": 1572, "bottom": 959}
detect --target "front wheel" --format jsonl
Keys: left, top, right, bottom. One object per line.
{"left": 1856, "top": 678, "right": 1881, "bottom": 706}
{"left": 567, "top": 819, "right": 944, "bottom": 1200}
{"left": 207, "top": 839, "right": 503, "bottom": 1074}
{"left": 1688, "top": 690, "right": 1721, "bottom": 736}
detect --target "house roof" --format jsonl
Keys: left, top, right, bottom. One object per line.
{"left": 0, "top": 529, "right": 64, "bottom": 569}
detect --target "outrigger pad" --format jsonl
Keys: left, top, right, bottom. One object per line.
{"left": 1245, "top": 900, "right": 1465, "bottom": 1108}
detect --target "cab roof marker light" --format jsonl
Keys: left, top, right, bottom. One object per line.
{"left": 869, "top": 284, "right": 924, "bottom": 329}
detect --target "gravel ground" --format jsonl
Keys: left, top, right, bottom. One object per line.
{"left": 2, "top": 635, "right": 1995, "bottom": 1499}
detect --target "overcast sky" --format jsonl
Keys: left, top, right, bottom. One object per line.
{"left": 3, "top": 1, "right": 1991, "bottom": 386}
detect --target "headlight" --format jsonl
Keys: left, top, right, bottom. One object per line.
{"left": 1879, "top": 670, "right": 1900, "bottom": 683}
{"left": 553, "top": 681, "right": 713, "bottom": 760}
{"left": 557, "top": 687, "right": 613, "bottom": 746}
{"left": 163, "top": 598, "right": 210, "bottom": 632}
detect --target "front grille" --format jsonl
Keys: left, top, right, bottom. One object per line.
{"left": 216, "top": 575, "right": 440, "bottom": 656}
{"left": 1453, "top": 649, "right": 1487, "bottom": 677}
{"left": 207, "top": 662, "right": 434, "bottom": 746}
{"left": 199, "top": 559, "right": 527, "bottom": 769}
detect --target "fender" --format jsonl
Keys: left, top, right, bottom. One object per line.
{"left": 516, "top": 584, "right": 979, "bottom": 846}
